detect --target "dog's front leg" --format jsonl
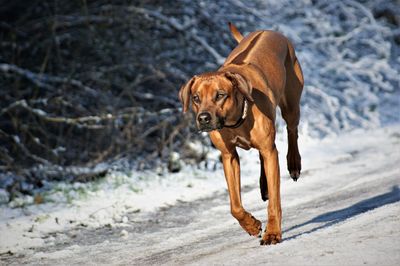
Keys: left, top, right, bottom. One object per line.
{"left": 260, "top": 144, "right": 282, "bottom": 245}
{"left": 221, "top": 150, "right": 262, "bottom": 237}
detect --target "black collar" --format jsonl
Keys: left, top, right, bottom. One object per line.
{"left": 224, "top": 99, "right": 249, "bottom": 129}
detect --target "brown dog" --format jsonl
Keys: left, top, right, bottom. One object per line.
{"left": 179, "top": 23, "right": 303, "bottom": 245}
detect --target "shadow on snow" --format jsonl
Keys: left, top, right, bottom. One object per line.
{"left": 283, "top": 185, "right": 400, "bottom": 241}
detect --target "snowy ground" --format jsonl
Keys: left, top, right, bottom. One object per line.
{"left": 1, "top": 124, "right": 399, "bottom": 265}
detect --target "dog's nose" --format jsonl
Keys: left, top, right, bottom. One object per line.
{"left": 198, "top": 112, "right": 211, "bottom": 125}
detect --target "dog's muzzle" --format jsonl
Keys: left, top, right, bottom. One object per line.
{"left": 197, "top": 112, "right": 223, "bottom": 132}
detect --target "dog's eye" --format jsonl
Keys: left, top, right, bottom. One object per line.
{"left": 216, "top": 92, "right": 226, "bottom": 101}
{"left": 193, "top": 95, "right": 200, "bottom": 104}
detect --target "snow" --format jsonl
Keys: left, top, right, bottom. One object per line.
{"left": 192, "top": 202, "right": 400, "bottom": 266}
{"left": 1, "top": 124, "right": 399, "bottom": 265}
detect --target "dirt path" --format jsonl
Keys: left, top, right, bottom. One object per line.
{"left": 2, "top": 128, "right": 400, "bottom": 265}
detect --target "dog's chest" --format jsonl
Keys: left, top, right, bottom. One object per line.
{"left": 231, "top": 135, "right": 252, "bottom": 150}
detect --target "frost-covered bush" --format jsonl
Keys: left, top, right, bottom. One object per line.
{"left": 0, "top": 0, "right": 398, "bottom": 195}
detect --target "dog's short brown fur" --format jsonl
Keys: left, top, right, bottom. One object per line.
{"left": 179, "top": 23, "right": 303, "bottom": 245}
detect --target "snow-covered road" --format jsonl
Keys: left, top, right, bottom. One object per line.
{"left": 1, "top": 125, "right": 400, "bottom": 265}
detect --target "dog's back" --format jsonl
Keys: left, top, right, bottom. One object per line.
{"left": 225, "top": 24, "right": 301, "bottom": 101}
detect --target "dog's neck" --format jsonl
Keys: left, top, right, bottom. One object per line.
{"left": 224, "top": 98, "right": 248, "bottom": 129}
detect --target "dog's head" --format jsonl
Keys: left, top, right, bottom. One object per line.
{"left": 179, "top": 72, "right": 254, "bottom": 132}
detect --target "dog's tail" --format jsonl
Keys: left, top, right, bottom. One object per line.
{"left": 228, "top": 22, "right": 243, "bottom": 43}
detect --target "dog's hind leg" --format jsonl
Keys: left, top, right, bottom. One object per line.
{"left": 279, "top": 46, "right": 304, "bottom": 181}
{"left": 259, "top": 152, "right": 268, "bottom": 201}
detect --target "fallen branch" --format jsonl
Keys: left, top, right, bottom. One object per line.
{"left": 1, "top": 99, "right": 144, "bottom": 128}
{"left": 0, "top": 129, "right": 53, "bottom": 166}
{"left": 0, "top": 63, "right": 97, "bottom": 95}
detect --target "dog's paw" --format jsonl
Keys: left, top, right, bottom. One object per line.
{"left": 289, "top": 170, "right": 300, "bottom": 181}
{"left": 260, "top": 232, "right": 281, "bottom": 245}
{"left": 239, "top": 213, "right": 262, "bottom": 237}
{"left": 287, "top": 150, "right": 301, "bottom": 181}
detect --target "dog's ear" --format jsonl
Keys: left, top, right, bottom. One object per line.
{"left": 225, "top": 72, "right": 254, "bottom": 102}
{"left": 179, "top": 76, "right": 196, "bottom": 113}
